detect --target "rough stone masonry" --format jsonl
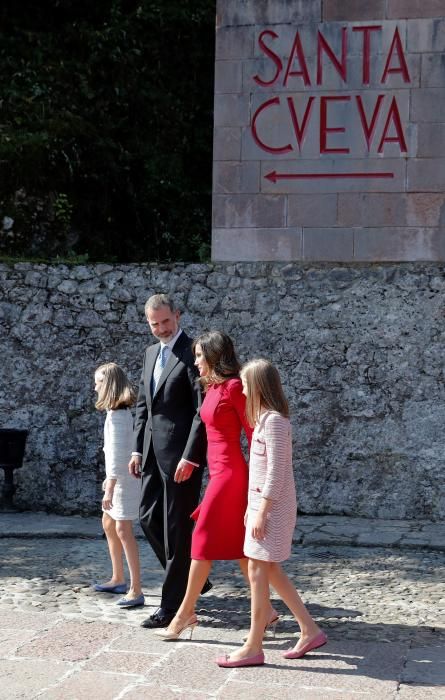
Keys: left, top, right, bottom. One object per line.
{"left": 0, "top": 261, "right": 444, "bottom": 521}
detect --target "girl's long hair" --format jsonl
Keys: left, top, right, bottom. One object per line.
{"left": 95, "top": 362, "right": 136, "bottom": 411}
{"left": 240, "top": 358, "right": 289, "bottom": 427}
{"left": 193, "top": 330, "right": 240, "bottom": 390}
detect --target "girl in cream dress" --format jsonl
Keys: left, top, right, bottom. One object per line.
{"left": 93, "top": 363, "right": 144, "bottom": 608}
{"left": 216, "top": 359, "right": 326, "bottom": 668}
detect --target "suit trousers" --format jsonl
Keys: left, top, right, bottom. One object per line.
{"left": 139, "top": 446, "right": 202, "bottom": 611}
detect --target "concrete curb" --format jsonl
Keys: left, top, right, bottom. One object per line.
{"left": 1, "top": 511, "right": 443, "bottom": 551}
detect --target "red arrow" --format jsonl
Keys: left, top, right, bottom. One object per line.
{"left": 265, "top": 170, "right": 394, "bottom": 182}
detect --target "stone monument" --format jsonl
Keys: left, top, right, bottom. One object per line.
{"left": 212, "top": 0, "right": 445, "bottom": 262}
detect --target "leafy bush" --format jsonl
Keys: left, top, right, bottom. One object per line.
{"left": 0, "top": 0, "right": 215, "bottom": 261}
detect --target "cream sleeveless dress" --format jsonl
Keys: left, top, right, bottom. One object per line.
{"left": 103, "top": 409, "right": 140, "bottom": 521}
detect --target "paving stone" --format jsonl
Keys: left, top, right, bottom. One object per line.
{"left": 402, "top": 646, "right": 445, "bottom": 685}
{"left": 0, "top": 658, "right": 72, "bottom": 700}
{"left": 82, "top": 650, "right": 160, "bottom": 675}
{"left": 18, "top": 620, "right": 118, "bottom": 662}
{"left": 38, "top": 670, "right": 134, "bottom": 700}
{"left": 0, "top": 517, "right": 444, "bottom": 697}
{"left": 0, "top": 629, "right": 37, "bottom": 655}
{"left": 356, "top": 531, "right": 403, "bottom": 546}
{"left": 216, "top": 683, "right": 363, "bottom": 699}
{"left": 147, "top": 645, "right": 234, "bottom": 692}
{"left": 398, "top": 684, "right": 445, "bottom": 698}
{"left": 122, "top": 686, "right": 213, "bottom": 699}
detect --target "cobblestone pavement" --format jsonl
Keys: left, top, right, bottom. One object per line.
{"left": 0, "top": 513, "right": 444, "bottom": 699}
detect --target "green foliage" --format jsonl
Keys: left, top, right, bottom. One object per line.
{"left": 0, "top": 0, "right": 215, "bottom": 261}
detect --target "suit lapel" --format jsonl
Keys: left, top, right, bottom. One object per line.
{"left": 153, "top": 331, "right": 188, "bottom": 398}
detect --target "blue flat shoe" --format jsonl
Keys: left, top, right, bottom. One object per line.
{"left": 93, "top": 582, "right": 127, "bottom": 594}
{"left": 116, "top": 594, "right": 145, "bottom": 608}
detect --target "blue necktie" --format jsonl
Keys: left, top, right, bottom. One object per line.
{"left": 159, "top": 345, "right": 167, "bottom": 370}
{"left": 153, "top": 345, "right": 167, "bottom": 393}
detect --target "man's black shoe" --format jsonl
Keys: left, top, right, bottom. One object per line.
{"left": 201, "top": 579, "right": 213, "bottom": 595}
{"left": 140, "top": 607, "right": 176, "bottom": 629}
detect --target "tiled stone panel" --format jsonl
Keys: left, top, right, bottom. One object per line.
{"left": 212, "top": 2, "right": 445, "bottom": 262}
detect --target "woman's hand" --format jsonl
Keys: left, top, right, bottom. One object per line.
{"left": 251, "top": 511, "right": 267, "bottom": 540}
{"left": 102, "top": 479, "right": 114, "bottom": 510}
{"left": 102, "top": 490, "right": 114, "bottom": 510}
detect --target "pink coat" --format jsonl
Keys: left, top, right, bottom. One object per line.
{"left": 244, "top": 410, "right": 297, "bottom": 562}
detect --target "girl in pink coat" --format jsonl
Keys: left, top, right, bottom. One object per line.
{"left": 216, "top": 359, "right": 326, "bottom": 668}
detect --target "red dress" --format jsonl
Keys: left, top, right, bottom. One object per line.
{"left": 191, "top": 378, "right": 253, "bottom": 560}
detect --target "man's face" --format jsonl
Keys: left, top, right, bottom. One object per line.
{"left": 146, "top": 305, "right": 180, "bottom": 343}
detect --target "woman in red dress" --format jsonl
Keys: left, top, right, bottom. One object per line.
{"left": 155, "top": 331, "right": 276, "bottom": 640}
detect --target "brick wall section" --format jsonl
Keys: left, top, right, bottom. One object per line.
{"left": 212, "top": 1, "right": 445, "bottom": 262}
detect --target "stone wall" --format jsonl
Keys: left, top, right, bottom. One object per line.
{"left": 213, "top": 0, "right": 445, "bottom": 262}
{"left": 1, "top": 261, "right": 444, "bottom": 521}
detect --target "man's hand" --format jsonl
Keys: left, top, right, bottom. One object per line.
{"left": 129, "top": 455, "right": 142, "bottom": 478}
{"left": 174, "top": 458, "right": 194, "bottom": 483}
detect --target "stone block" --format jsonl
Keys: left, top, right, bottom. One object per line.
{"left": 354, "top": 227, "right": 445, "bottom": 261}
{"left": 288, "top": 194, "right": 338, "bottom": 227}
{"left": 323, "top": 0, "right": 386, "bottom": 20}
{"left": 411, "top": 89, "right": 445, "bottom": 121}
{"left": 213, "top": 127, "right": 242, "bottom": 160}
{"left": 214, "top": 94, "right": 251, "bottom": 127}
{"left": 212, "top": 227, "right": 303, "bottom": 261}
{"left": 407, "top": 158, "right": 445, "bottom": 192}
{"left": 407, "top": 18, "right": 445, "bottom": 52}
{"left": 421, "top": 53, "right": 445, "bottom": 87}
{"left": 260, "top": 159, "right": 406, "bottom": 193}
{"left": 214, "top": 60, "right": 243, "bottom": 94}
{"left": 303, "top": 228, "right": 354, "bottom": 261}
{"left": 417, "top": 123, "right": 445, "bottom": 157}
{"left": 406, "top": 193, "right": 445, "bottom": 226}
{"left": 217, "top": 0, "right": 321, "bottom": 27}
{"left": 338, "top": 193, "right": 408, "bottom": 227}
{"left": 213, "top": 161, "right": 261, "bottom": 194}
{"left": 388, "top": 0, "right": 445, "bottom": 19}
{"left": 212, "top": 193, "right": 286, "bottom": 228}
{"left": 215, "top": 25, "right": 254, "bottom": 60}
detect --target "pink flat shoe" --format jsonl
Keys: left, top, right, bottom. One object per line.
{"left": 216, "top": 652, "right": 265, "bottom": 668}
{"left": 282, "top": 631, "right": 327, "bottom": 660}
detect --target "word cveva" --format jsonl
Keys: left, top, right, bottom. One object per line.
{"left": 251, "top": 25, "right": 410, "bottom": 156}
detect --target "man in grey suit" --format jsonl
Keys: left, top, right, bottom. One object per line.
{"left": 129, "top": 293, "right": 209, "bottom": 628}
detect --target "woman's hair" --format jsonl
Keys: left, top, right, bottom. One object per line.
{"left": 240, "top": 358, "right": 289, "bottom": 426}
{"left": 193, "top": 330, "right": 240, "bottom": 390}
{"left": 95, "top": 362, "right": 136, "bottom": 411}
